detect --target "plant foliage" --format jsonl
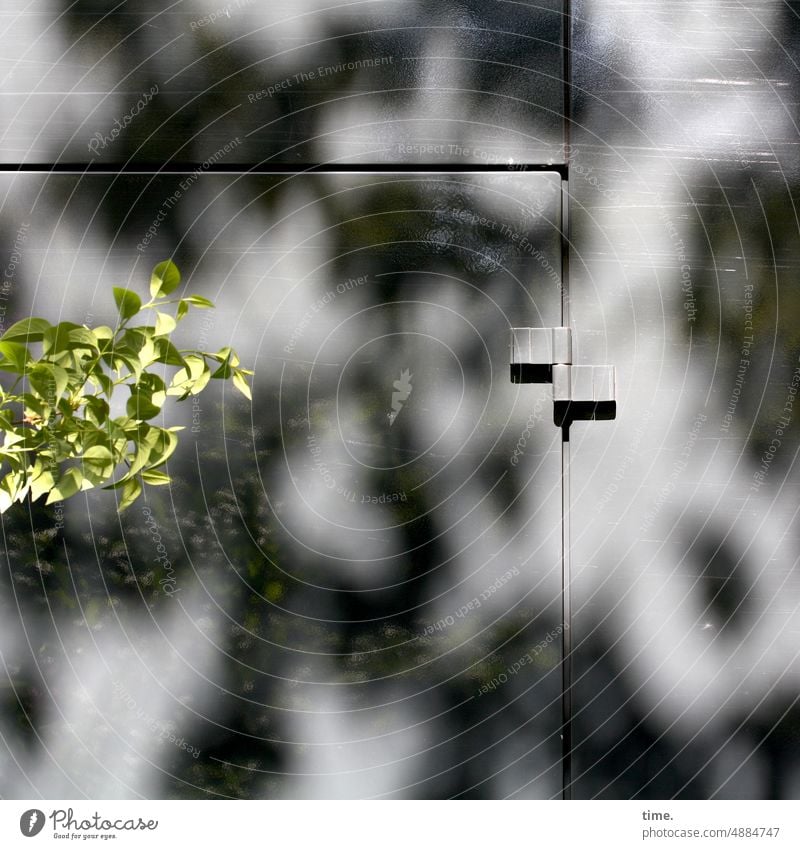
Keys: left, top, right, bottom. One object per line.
{"left": 0, "top": 260, "right": 252, "bottom": 513}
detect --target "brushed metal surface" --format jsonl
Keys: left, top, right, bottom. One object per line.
{"left": 0, "top": 0, "right": 798, "bottom": 801}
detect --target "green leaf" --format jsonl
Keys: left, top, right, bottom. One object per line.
{"left": 1, "top": 470, "right": 23, "bottom": 501}
{"left": 127, "top": 436, "right": 157, "bottom": 479}
{"left": 214, "top": 346, "right": 240, "bottom": 367}
{"left": 16, "top": 474, "right": 33, "bottom": 503}
{"left": 175, "top": 294, "right": 215, "bottom": 321}
{"left": 113, "top": 287, "right": 142, "bottom": 321}
{"left": 3, "top": 429, "right": 29, "bottom": 449}
{"left": 167, "top": 355, "right": 207, "bottom": 398}
{"left": 81, "top": 445, "right": 115, "bottom": 484}
{"left": 82, "top": 445, "right": 113, "bottom": 463}
{"left": 232, "top": 370, "right": 253, "bottom": 400}
{"left": 20, "top": 395, "right": 49, "bottom": 425}
{"left": 42, "top": 324, "right": 69, "bottom": 355}
{"left": 119, "top": 328, "right": 152, "bottom": 356}
{"left": 147, "top": 428, "right": 178, "bottom": 471}
{"left": 139, "top": 334, "right": 157, "bottom": 366}
{"left": 141, "top": 469, "right": 172, "bottom": 486}
{"left": 83, "top": 396, "right": 109, "bottom": 426}
{"left": 88, "top": 372, "right": 114, "bottom": 398}
{"left": 138, "top": 372, "right": 166, "bottom": 397}
{"left": 127, "top": 390, "right": 163, "bottom": 421}
{"left": 118, "top": 476, "right": 142, "bottom": 512}
{"left": 154, "top": 311, "right": 177, "bottom": 337}
{"left": 46, "top": 467, "right": 83, "bottom": 504}
{"left": 27, "top": 363, "right": 70, "bottom": 401}
{"left": 126, "top": 373, "right": 166, "bottom": 421}
{"left": 210, "top": 346, "right": 243, "bottom": 380}
{"left": 154, "top": 337, "right": 186, "bottom": 367}
{"left": 183, "top": 295, "right": 214, "bottom": 309}
{"left": 82, "top": 427, "right": 113, "bottom": 451}
{"left": 0, "top": 475, "right": 15, "bottom": 512}
{"left": 29, "top": 463, "right": 55, "bottom": 503}
{"left": 189, "top": 364, "right": 211, "bottom": 397}
{"left": 67, "top": 326, "right": 99, "bottom": 352}
{"left": 211, "top": 359, "right": 232, "bottom": 379}
{"left": 122, "top": 425, "right": 168, "bottom": 480}
{"left": 93, "top": 326, "right": 115, "bottom": 341}
{"left": 0, "top": 341, "right": 31, "bottom": 374}
{"left": 43, "top": 322, "right": 82, "bottom": 354}
{"left": 41, "top": 324, "right": 98, "bottom": 354}
{"left": 1, "top": 317, "right": 51, "bottom": 343}
{"left": 103, "top": 348, "right": 143, "bottom": 382}
{"left": 0, "top": 446, "right": 24, "bottom": 463}
{"left": 150, "top": 260, "right": 181, "bottom": 299}
{"left": 92, "top": 327, "right": 115, "bottom": 356}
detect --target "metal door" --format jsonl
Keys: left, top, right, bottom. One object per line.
{"left": 2, "top": 0, "right": 796, "bottom": 801}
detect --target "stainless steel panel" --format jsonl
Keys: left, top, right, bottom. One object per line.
{"left": 0, "top": 1, "right": 566, "bottom": 165}
{"left": 1, "top": 0, "right": 799, "bottom": 803}
{"left": 0, "top": 171, "right": 566, "bottom": 798}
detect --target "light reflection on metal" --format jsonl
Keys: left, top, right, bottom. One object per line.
{"left": 508, "top": 0, "right": 617, "bottom": 801}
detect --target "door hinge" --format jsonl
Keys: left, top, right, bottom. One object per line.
{"left": 510, "top": 327, "right": 616, "bottom": 426}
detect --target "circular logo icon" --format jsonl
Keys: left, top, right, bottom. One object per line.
{"left": 19, "top": 809, "right": 46, "bottom": 837}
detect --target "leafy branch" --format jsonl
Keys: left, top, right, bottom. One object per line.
{"left": 0, "top": 260, "right": 253, "bottom": 513}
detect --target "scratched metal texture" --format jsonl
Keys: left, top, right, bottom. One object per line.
{"left": 0, "top": 0, "right": 798, "bottom": 800}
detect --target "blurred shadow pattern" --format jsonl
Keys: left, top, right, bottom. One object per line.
{"left": 1, "top": 0, "right": 800, "bottom": 800}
